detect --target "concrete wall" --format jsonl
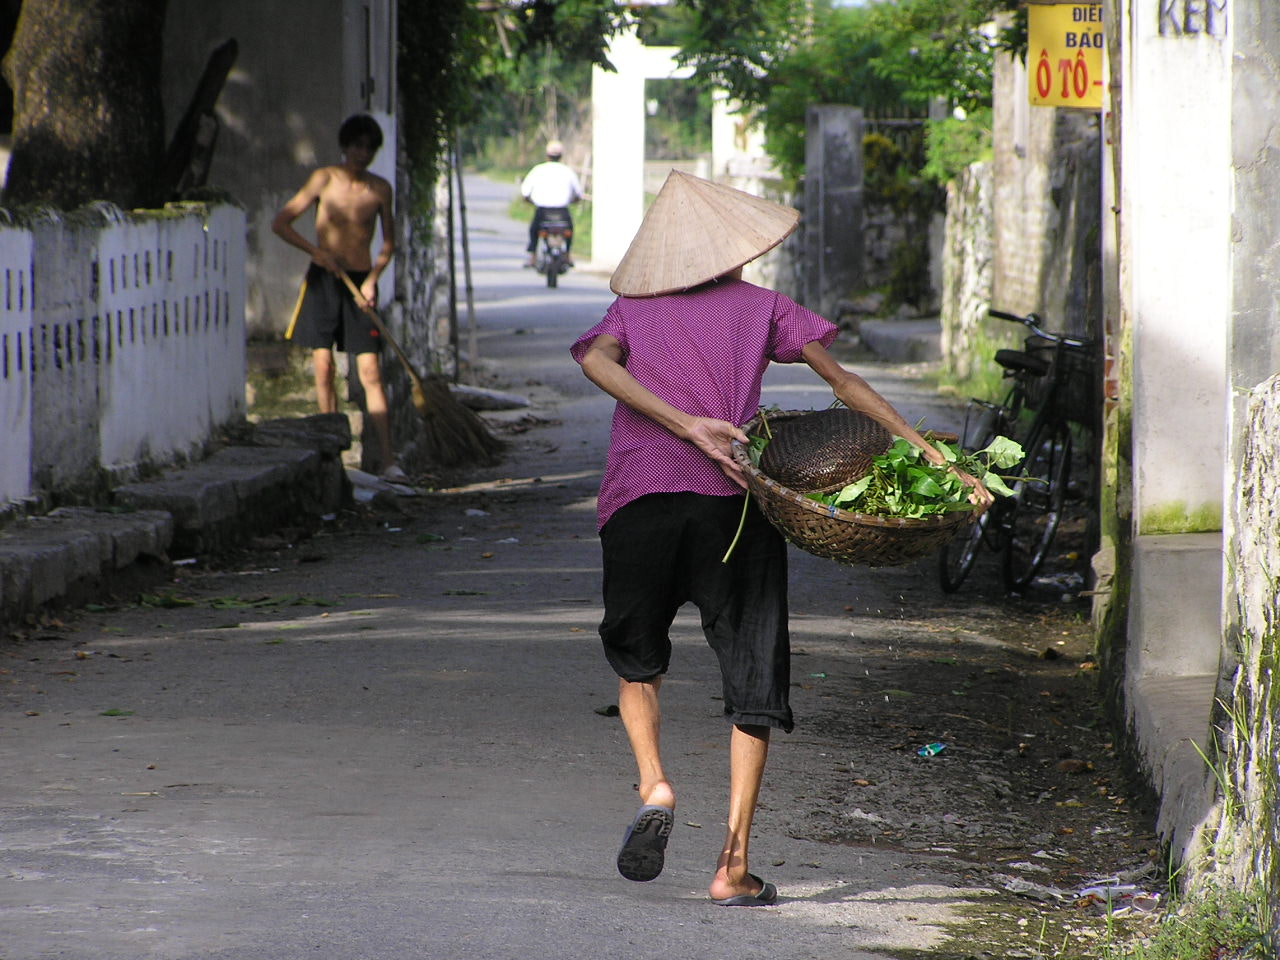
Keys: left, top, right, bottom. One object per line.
{"left": 163, "top": 0, "right": 397, "bottom": 339}
{"left": 96, "top": 205, "right": 247, "bottom": 476}
{"left": 1201, "top": 0, "right": 1280, "bottom": 922}
{"left": 1120, "top": 4, "right": 1230, "bottom": 536}
{"left": 1, "top": 204, "right": 246, "bottom": 503}
{"left": 804, "top": 106, "right": 864, "bottom": 318}
{"left": 27, "top": 213, "right": 100, "bottom": 492}
{"left": 1226, "top": 0, "right": 1280, "bottom": 607}
{"left": 939, "top": 162, "right": 994, "bottom": 381}
{"left": 1097, "top": 0, "right": 1280, "bottom": 883}
{"left": 1095, "top": 0, "right": 1233, "bottom": 863}
{"left": 991, "top": 48, "right": 1100, "bottom": 338}
{"left": 1215, "top": 376, "right": 1280, "bottom": 913}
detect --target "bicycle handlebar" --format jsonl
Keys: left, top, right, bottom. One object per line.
{"left": 989, "top": 309, "right": 1094, "bottom": 349}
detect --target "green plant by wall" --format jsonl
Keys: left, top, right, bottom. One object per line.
{"left": 1104, "top": 885, "right": 1274, "bottom": 959}
{"left": 941, "top": 316, "right": 1026, "bottom": 400}
{"left": 923, "top": 106, "right": 994, "bottom": 185}
{"left": 863, "top": 132, "right": 940, "bottom": 309}
{"left": 886, "top": 240, "right": 930, "bottom": 309}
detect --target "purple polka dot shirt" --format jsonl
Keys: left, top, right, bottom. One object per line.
{"left": 570, "top": 278, "right": 837, "bottom": 530}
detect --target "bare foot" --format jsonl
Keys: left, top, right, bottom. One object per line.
{"left": 709, "top": 845, "right": 763, "bottom": 901}
{"left": 709, "top": 866, "right": 767, "bottom": 902}
{"left": 640, "top": 779, "right": 676, "bottom": 812}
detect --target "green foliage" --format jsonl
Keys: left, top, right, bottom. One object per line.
{"left": 673, "top": 0, "right": 1011, "bottom": 182}
{"left": 922, "top": 106, "right": 994, "bottom": 185}
{"left": 865, "top": 134, "right": 921, "bottom": 209}
{"left": 645, "top": 79, "right": 713, "bottom": 160}
{"left": 509, "top": 0, "right": 632, "bottom": 69}
{"left": 857, "top": 0, "right": 1002, "bottom": 112}
{"left": 805, "top": 434, "right": 1021, "bottom": 518}
{"left": 671, "top": 0, "right": 806, "bottom": 108}
{"left": 399, "top": 0, "right": 488, "bottom": 212}
{"left": 755, "top": 7, "right": 905, "bottom": 180}
{"left": 1105, "top": 886, "right": 1274, "bottom": 959}
{"left": 399, "top": 0, "right": 627, "bottom": 209}
{"left": 463, "top": 48, "right": 594, "bottom": 172}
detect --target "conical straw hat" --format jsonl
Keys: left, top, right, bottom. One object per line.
{"left": 609, "top": 170, "right": 800, "bottom": 297}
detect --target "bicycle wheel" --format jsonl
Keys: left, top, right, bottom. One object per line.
{"left": 936, "top": 398, "right": 1009, "bottom": 593}
{"left": 939, "top": 508, "right": 994, "bottom": 592}
{"left": 1002, "top": 419, "right": 1072, "bottom": 593}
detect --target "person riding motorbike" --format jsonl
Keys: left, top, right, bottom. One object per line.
{"left": 521, "top": 140, "right": 583, "bottom": 268}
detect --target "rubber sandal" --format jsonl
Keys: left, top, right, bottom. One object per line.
{"left": 711, "top": 874, "right": 778, "bottom": 907}
{"left": 616, "top": 805, "right": 673, "bottom": 882}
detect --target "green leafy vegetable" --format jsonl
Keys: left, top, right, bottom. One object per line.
{"left": 809, "top": 434, "right": 1024, "bottom": 519}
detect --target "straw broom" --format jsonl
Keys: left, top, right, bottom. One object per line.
{"left": 339, "top": 271, "right": 503, "bottom": 467}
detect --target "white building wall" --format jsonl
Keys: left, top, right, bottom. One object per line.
{"left": 1124, "top": 12, "right": 1231, "bottom": 533}
{"left": 342, "top": 0, "right": 396, "bottom": 310}
{"left": 163, "top": 0, "right": 396, "bottom": 337}
{"left": 0, "top": 228, "right": 33, "bottom": 504}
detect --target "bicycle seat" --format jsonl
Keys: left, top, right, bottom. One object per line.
{"left": 994, "top": 349, "right": 1050, "bottom": 377}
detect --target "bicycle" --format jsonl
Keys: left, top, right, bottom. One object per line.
{"left": 938, "top": 309, "right": 1099, "bottom": 594}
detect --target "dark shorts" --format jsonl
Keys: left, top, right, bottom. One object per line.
{"left": 290, "top": 263, "right": 379, "bottom": 355}
{"left": 598, "top": 492, "right": 792, "bottom": 732}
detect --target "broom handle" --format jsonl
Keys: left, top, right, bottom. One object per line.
{"left": 337, "top": 270, "right": 426, "bottom": 388}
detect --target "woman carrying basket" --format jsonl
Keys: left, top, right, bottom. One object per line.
{"left": 571, "top": 171, "right": 991, "bottom": 907}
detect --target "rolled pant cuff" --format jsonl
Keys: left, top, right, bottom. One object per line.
{"left": 725, "top": 708, "right": 794, "bottom": 734}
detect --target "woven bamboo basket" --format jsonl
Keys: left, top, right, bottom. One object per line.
{"left": 732, "top": 409, "right": 970, "bottom": 567}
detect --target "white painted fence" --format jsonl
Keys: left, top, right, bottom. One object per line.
{"left": 0, "top": 226, "right": 33, "bottom": 505}
{"left": 1, "top": 203, "right": 246, "bottom": 504}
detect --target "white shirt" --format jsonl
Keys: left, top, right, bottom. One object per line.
{"left": 521, "top": 160, "right": 583, "bottom": 208}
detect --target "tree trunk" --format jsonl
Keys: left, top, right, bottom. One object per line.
{"left": 2, "top": 0, "right": 167, "bottom": 210}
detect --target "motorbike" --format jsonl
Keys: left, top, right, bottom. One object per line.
{"left": 533, "top": 213, "right": 573, "bottom": 288}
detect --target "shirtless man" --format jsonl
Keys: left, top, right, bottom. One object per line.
{"left": 272, "top": 113, "right": 402, "bottom": 480}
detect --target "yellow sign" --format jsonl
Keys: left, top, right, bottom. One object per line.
{"left": 1028, "top": 3, "right": 1104, "bottom": 109}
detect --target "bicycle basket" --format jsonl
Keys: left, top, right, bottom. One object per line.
{"left": 735, "top": 410, "right": 969, "bottom": 567}
{"left": 1023, "top": 338, "right": 1099, "bottom": 427}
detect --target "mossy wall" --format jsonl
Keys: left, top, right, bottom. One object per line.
{"left": 1139, "top": 502, "right": 1223, "bottom": 536}
{"left": 1199, "top": 375, "right": 1280, "bottom": 933}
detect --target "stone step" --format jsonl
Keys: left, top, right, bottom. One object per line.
{"left": 1124, "top": 531, "right": 1224, "bottom": 857}
{"left": 1126, "top": 672, "right": 1218, "bottom": 858}
{"left": 0, "top": 414, "right": 351, "bottom": 629}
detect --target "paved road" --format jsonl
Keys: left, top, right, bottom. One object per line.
{"left": 2, "top": 175, "right": 1030, "bottom": 960}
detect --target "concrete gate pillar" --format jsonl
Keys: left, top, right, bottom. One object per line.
{"left": 804, "top": 105, "right": 865, "bottom": 318}
{"left": 590, "top": 27, "right": 692, "bottom": 273}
